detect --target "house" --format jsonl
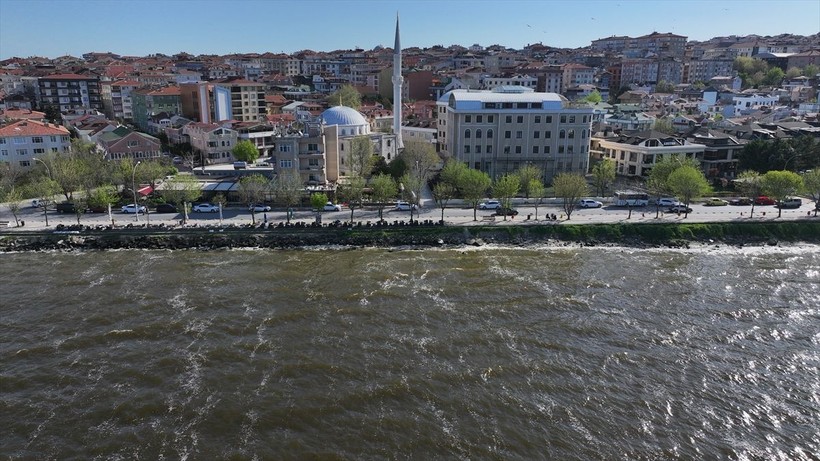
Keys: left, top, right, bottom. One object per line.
{"left": 591, "top": 130, "right": 706, "bottom": 177}
{"left": 97, "top": 126, "right": 161, "bottom": 161}
{"left": 182, "top": 122, "right": 238, "bottom": 165}
{"left": 0, "top": 119, "right": 71, "bottom": 169}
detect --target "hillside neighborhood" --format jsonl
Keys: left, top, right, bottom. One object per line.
{"left": 1, "top": 27, "right": 820, "bottom": 222}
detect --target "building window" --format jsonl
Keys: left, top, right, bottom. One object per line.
{"left": 13, "top": 137, "right": 25, "bottom": 144}
{"left": 476, "top": 145, "right": 482, "bottom": 154}
{"left": 20, "top": 160, "right": 31, "bottom": 167}
{"left": 487, "top": 129, "right": 493, "bottom": 138}
{"left": 534, "top": 131, "right": 540, "bottom": 139}
{"left": 465, "top": 129, "right": 471, "bottom": 139}
{"left": 33, "top": 148, "right": 45, "bottom": 154}
{"left": 487, "top": 116, "right": 494, "bottom": 123}
{"left": 505, "top": 116, "right": 512, "bottom": 123}
{"left": 280, "top": 159, "right": 293, "bottom": 168}
{"left": 503, "top": 146, "right": 510, "bottom": 154}
{"left": 465, "top": 115, "right": 472, "bottom": 123}
{"left": 475, "top": 129, "right": 482, "bottom": 139}
{"left": 546, "top": 116, "right": 552, "bottom": 123}
{"left": 16, "top": 149, "right": 27, "bottom": 156}
{"left": 533, "top": 146, "right": 539, "bottom": 154}
{"left": 560, "top": 115, "right": 566, "bottom": 123}
{"left": 559, "top": 130, "right": 566, "bottom": 139}
{"left": 0, "top": 149, "right": 7, "bottom": 156}
{"left": 516, "top": 131, "right": 522, "bottom": 139}
{"left": 517, "top": 116, "right": 523, "bottom": 123}
{"left": 535, "top": 116, "right": 541, "bottom": 123}
{"left": 544, "top": 146, "right": 550, "bottom": 154}
{"left": 569, "top": 115, "right": 576, "bottom": 123}
{"left": 464, "top": 145, "right": 470, "bottom": 153}
{"left": 515, "top": 146, "right": 522, "bottom": 154}
{"left": 476, "top": 115, "right": 483, "bottom": 123}
{"left": 568, "top": 129, "right": 575, "bottom": 139}
{"left": 32, "top": 137, "right": 44, "bottom": 143}
{"left": 486, "top": 145, "right": 492, "bottom": 153}
{"left": 505, "top": 131, "right": 511, "bottom": 139}
{"left": 559, "top": 146, "right": 565, "bottom": 153}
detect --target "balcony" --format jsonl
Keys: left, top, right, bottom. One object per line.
{"left": 298, "top": 150, "right": 324, "bottom": 157}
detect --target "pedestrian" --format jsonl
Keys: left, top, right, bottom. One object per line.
{"left": 264, "top": 213, "right": 268, "bottom": 223}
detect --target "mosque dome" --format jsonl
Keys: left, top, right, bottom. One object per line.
{"left": 321, "top": 105, "right": 370, "bottom": 136}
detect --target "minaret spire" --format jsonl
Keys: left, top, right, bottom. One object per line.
{"left": 392, "top": 13, "right": 404, "bottom": 149}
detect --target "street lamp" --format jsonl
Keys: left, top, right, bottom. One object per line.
{"left": 32, "top": 157, "right": 52, "bottom": 227}
{"left": 132, "top": 160, "right": 142, "bottom": 222}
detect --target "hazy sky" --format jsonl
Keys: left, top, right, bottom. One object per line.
{"left": 1, "top": 0, "right": 818, "bottom": 59}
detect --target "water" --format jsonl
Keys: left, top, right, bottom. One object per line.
{"left": 1, "top": 245, "right": 819, "bottom": 460}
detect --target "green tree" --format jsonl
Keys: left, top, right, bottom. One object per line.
{"left": 432, "top": 181, "right": 455, "bottom": 223}
{"left": 552, "top": 173, "right": 588, "bottom": 220}
{"left": 762, "top": 170, "right": 803, "bottom": 218}
{"left": 41, "top": 154, "right": 83, "bottom": 201}
{"left": 310, "top": 192, "right": 329, "bottom": 211}
{"left": 529, "top": 179, "right": 546, "bottom": 221}
{"left": 734, "top": 57, "right": 769, "bottom": 88}
{"left": 326, "top": 84, "right": 362, "bottom": 110}
{"left": 516, "top": 164, "right": 542, "bottom": 200}
{"left": 763, "top": 67, "right": 785, "bottom": 86}
{"left": 492, "top": 173, "right": 520, "bottom": 221}
{"left": 160, "top": 174, "right": 202, "bottom": 223}
{"left": 804, "top": 64, "right": 819, "bottom": 79}
{"left": 655, "top": 80, "right": 675, "bottom": 93}
{"left": 369, "top": 173, "right": 398, "bottom": 220}
{"left": 802, "top": 169, "right": 820, "bottom": 217}
{"left": 237, "top": 174, "right": 269, "bottom": 224}
{"left": 785, "top": 67, "right": 803, "bottom": 79}
{"left": 27, "top": 177, "right": 60, "bottom": 227}
{"left": 458, "top": 168, "right": 492, "bottom": 221}
{"left": 582, "top": 90, "right": 602, "bottom": 104}
{"left": 735, "top": 170, "right": 764, "bottom": 218}
{"left": 349, "top": 136, "right": 375, "bottom": 179}
{"left": 72, "top": 196, "right": 88, "bottom": 225}
{"left": 399, "top": 140, "right": 440, "bottom": 184}
{"left": 653, "top": 117, "right": 675, "bottom": 135}
{"left": 232, "top": 140, "right": 260, "bottom": 163}
{"left": 667, "top": 165, "right": 711, "bottom": 217}
{"left": 271, "top": 170, "right": 304, "bottom": 223}
{"left": 439, "top": 159, "right": 467, "bottom": 193}
{"left": 591, "top": 159, "right": 616, "bottom": 197}
{"left": 2, "top": 187, "right": 23, "bottom": 227}
{"left": 339, "top": 176, "right": 366, "bottom": 222}
{"left": 399, "top": 173, "right": 423, "bottom": 222}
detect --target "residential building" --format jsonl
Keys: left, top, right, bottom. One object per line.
{"left": 732, "top": 93, "right": 778, "bottom": 116}
{"left": 38, "top": 73, "right": 103, "bottom": 113}
{"left": 96, "top": 126, "right": 161, "bottom": 161}
{"left": 561, "top": 64, "right": 594, "bottom": 92}
{"left": 212, "top": 77, "right": 266, "bottom": 122}
{"left": 101, "top": 80, "right": 141, "bottom": 121}
{"left": 483, "top": 74, "right": 537, "bottom": 90}
{"left": 688, "top": 129, "right": 743, "bottom": 180}
{"left": 131, "top": 86, "right": 182, "bottom": 132}
{"left": 687, "top": 57, "right": 735, "bottom": 84}
{"left": 271, "top": 122, "right": 327, "bottom": 185}
{"left": 591, "top": 130, "right": 705, "bottom": 177}
{"left": 180, "top": 81, "right": 212, "bottom": 123}
{"left": 0, "top": 119, "right": 71, "bottom": 169}
{"left": 436, "top": 87, "right": 594, "bottom": 182}
{"left": 182, "top": 122, "right": 238, "bottom": 164}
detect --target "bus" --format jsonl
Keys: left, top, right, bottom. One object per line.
{"left": 614, "top": 191, "right": 649, "bottom": 207}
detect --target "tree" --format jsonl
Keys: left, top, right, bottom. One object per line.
{"left": 271, "top": 170, "right": 304, "bottom": 223}
{"left": 237, "top": 174, "right": 269, "bottom": 224}
{"left": 647, "top": 155, "right": 700, "bottom": 218}
{"left": 802, "top": 169, "right": 820, "bottom": 217}
{"left": 72, "top": 196, "right": 88, "bottom": 225}
{"left": 552, "top": 173, "right": 588, "bottom": 220}
{"left": 735, "top": 170, "right": 764, "bottom": 218}
{"left": 655, "top": 80, "right": 675, "bottom": 94}
{"left": 3, "top": 187, "right": 23, "bottom": 227}
{"left": 232, "top": 140, "right": 260, "bottom": 163}
{"left": 26, "top": 177, "right": 60, "bottom": 227}
{"left": 160, "top": 175, "right": 202, "bottom": 223}
{"left": 310, "top": 192, "right": 328, "bottom": 211}
{"left": 458, "top": 168, "right": 491, "bottom": 221}
{"left": 339, "top": 176, "right": 366, "bottom": 222}
{"left": 492, "top": 174, "right": 520, "bottom": 221}
{"left": 137, "top": 160, "right": 168, "bottom": 189}
{"left": 326, "top": 84, "right": 362, "bottom": 110}
{"left": 439, "top": 159, "right": 467, "bottom": 193}
{"left": 516, "top": 164, "right": 542, "bottom": 200}
{"left": 734, "top": 57, "right": 769, "bottom": 88}
{"left": 763, "top": 67, "right": 785, "bottom": 87}
{"left": 667, "top": 165, "right": 711, "bottom": 217}
{"left": 399, "top": 173, "right": 423, "bottom": 222}
{"left": 399, "top": 140, "right": 440, "bottom": 185}
{"left": 348, "top": 136, "right": 375, "bottom": 179}
{"left": 804, "top": 64, "right": 819, "bottom": 79}
{"left": 590, "top": 159, "right": 615, "bottom": 197}
{"left": 432, "top": 181, "right": 455, "bottom": 223}
{"left": 582, "top": 90, "right": 602, "bottom": 104}
{"left": 762, "top": 170, "right": 803, "bottom": 218}
{"left": 653, "top": 117, "right": 675, "bottom": 135}
{"left": 529, "top": 180, "right": 546, "bottom": 221}
{"left": 369, "top": 173, "right": 398, "bottom": 221}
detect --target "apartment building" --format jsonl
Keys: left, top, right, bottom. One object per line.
{"left": 38, "top": 73, "right": 103, "bottom": 113}
{"left": 561, "top": 64, "right": 594, "bottom": 92}
{"left": 270, "top": 122, "right": 327, "bottom": 185}
{"left": 212, "top": 77, "right": 266, "bottom": 123}
{"left": 131, "top": 86, "right": 182, "bottom": 132}
{"left": 182, "top": 122, "right": 238, "bottom": 164}
{"left": 101, "top": 80, "right": 141, "bottom": 121}
{"left": 591, "top": 130, "right": 705, "bottom": 177}
{"left": 0, "top": 119, "right": 71, "bottom": 169}
{"left": 436, "top": 87, "right": 594, "bottom": 182}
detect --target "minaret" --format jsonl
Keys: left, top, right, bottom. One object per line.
{"left": 392, "top": 14, "right": 404, "bottom": 149}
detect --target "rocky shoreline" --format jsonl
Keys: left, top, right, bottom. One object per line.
{"left": 2, "top": 221, "right": 819, "bottom": 252}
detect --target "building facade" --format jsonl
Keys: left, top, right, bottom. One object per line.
{"left": 0, "top": 119, "right": 71, "bottom": 169}
{"left": 38, "top": 73, "right": 103, "bottom": 113}
{"left": 436, "top": 87, "right": 594, "bottom": 182}
{"left": 591, "top": 130, "right": 705, "bottom": 177}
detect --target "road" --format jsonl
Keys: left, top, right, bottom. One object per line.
{"left": 1, "top": 198, "right": 818, "bottom": 231}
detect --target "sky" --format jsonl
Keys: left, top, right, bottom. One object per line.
{"left": 1, "top": 0, "right": 818, "bottom": 60}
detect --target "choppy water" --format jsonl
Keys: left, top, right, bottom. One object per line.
{"left": 1, "top": 245, "right": 819, "bottom": 460}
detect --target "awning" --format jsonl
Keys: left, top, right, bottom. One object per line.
{"left": 137, "top": 185, "right": 153, "bottom": 196}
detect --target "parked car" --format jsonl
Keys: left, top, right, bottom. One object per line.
{"left": 155, "top": 203, "right": 178, "bottom": 213}
{"left": 192, "top": 203, "right": 220, "bottom": 213}
{"left": 55, "top": 202, "right": 77, "bottom": 213}
{"left": 121, "top": 204, "right": 147, "bottom": 214}
{"left": 233, "top": 161, "right": 248, "bottom": 170}
{"left": 479, "top": 200, "right": 501, "bottom": 210}
{"left": 248, "top": 204, "right": 271, "bottom": 212}
{"left": 495, "top": 207, "right": 519, "bottom": 216}
{"left": 703, "top": 198, "right": 728, "bottom": 206}
{"left": 777, "top": 198, "right": 802, "bottom": 209}
{"left": 395, "top": 201, "right": 418, "bottom": 211}
{"left": 578, "top": 199, "right": 603, "bottom": 208}
{"left": 31, "top": 199, "right": 44, "bottom": 209}
{"left": 729, "top": 197, "right": 752, "bottom": 206}
{"left": 656, "top": 198, "right": 681, "bottom": 207}
{"left": 667, "top": 205, "right": 693, "bottom": 213}
{"left": 322, "top": 202, "right": 342, "bottom": 212}
{"left": 172, "top": 156, "right": 183, "bottom": 164}
{"left": 754, "top": 196, "right": 776, "bottom": 205}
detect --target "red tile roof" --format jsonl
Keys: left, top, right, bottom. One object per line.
{"left": 0, "top": 109, "right": 46, "bottom": 121}
{"left": 0, "top": 119, "right": 70, "bottom": 137}
{"left": 41, "top": 73, "right": 97, "bottom": 80}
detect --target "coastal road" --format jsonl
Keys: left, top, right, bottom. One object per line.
{"left": 2, "top": 199, "right": 818, "bottom": 231}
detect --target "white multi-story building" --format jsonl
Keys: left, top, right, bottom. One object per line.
{"left": 0, "top": 119, "right": 71, "bottom": 169}
{"left": 482, "top": 74, "right": 537, "bottom": 90}
{"left": 591, "top": 130, "right": 705, "bottom": 177}
{"left": 436, "top": 87, "right": 594, "bottom": 181}
{"left": 732, "top": 93, "right": 779, "bottom": 116}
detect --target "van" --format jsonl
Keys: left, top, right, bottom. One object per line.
{"left": 777, "top": 198, "right": 802, "bottom": 209}
{"left": 233, "top": 161, "right": 248, "bottom": 170}
{"left": 55, "top": 202, "right": 77, "bottom": 213}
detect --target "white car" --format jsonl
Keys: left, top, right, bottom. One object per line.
{"left": 479, "top": 200, "right": 501, "bottom": 210}
{"left": 193, "top": 203, "right": 220, "bottom": 213}
{"left": 323, "top": 202, "right": 342, "bottom": 212}
{"left": 248, "top": 204, "right": 271, "bottom": 212}
{"left": 395, "top": 201, "right": 418, "bottom": 211}
{"left": 121, "top": 204, "right": 147, "bottom": 214}
{"left": 657, "top": 198, "right": 681, "bottom": 207}
{"left": 578, "top": 199, "right": 603, "bottom": 208}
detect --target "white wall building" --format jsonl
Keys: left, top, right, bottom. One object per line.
{"left": 732, "top": 93, "right": 779, "bottom": 115}
{"left": 0, "top": 119, "right": 71, "bottom": 169}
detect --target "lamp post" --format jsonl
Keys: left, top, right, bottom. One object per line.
{"left": 132, "top": 160, "right": 142, "bottom": 222}
{"left": 32, "top": 157, "right": 52, "bottom": 227}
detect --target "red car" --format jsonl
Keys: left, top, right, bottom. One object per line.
{"left": 754, "top": 196, "right": 776, "bottom": 205}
